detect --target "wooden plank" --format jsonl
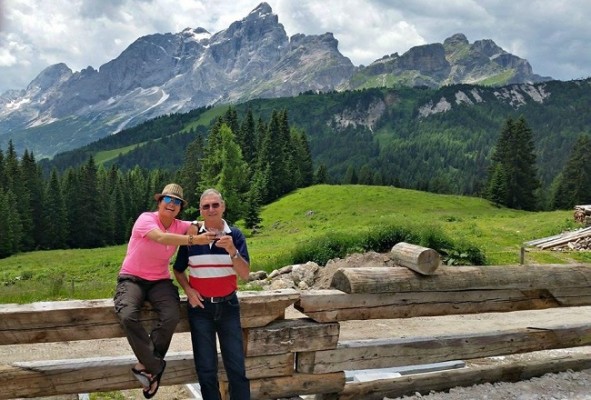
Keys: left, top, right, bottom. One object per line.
{"left": 317, "top": 353, "right": 591, "bottom": 400}
{"left": 390, "top": 242, "right": 440, "bottom": 275}
{"left": 0, "top": 289, "right": 299, "bottom": 345}
{"left": 296, "top": 288, "right": 591, "bottom": 322}
{"left": 244, "top": 318, "right": 339, "bottom": 356}
{"left": 250, "top": 372, "right": 345, "bottom": 399}
{"left": 0, "top": 351, "right": 293, "bottom": 399}
{"left": 296, "top": 322, "right": 591, "bottom": 374}
{"left": 330, "top": 264, "right": 591, "bottom": 294}
{"left": 236, "top": 289, "right": 300, "bottom": 328}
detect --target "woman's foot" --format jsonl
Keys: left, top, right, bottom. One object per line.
{"left": 143, "top": 360, "right": 166, "bottom": 399}
{"left": 131, "top": 363, "right": 153, "bottom": 388}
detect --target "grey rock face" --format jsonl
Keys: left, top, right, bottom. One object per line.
{"left": 0, "top": 5, "right": 551, "bottom": 158}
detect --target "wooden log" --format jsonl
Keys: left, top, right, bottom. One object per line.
{"left": 296, "top": 322, "right": 591, "bottom": 374}
{"left": 330, "top": 264, "right": 591, "bottom": 294}
{"left": 317, "top": 353, "right": 591, "bottom": 400}
{"left": 0, "top": 352, "right": 293, "bottom": 399}
{"left": 390, "top": 242, "right": 440, "bottom": 275}
{"left": 244, "top": 318, "right": 339, "bottom": 357}
{"left": 250, "top": 372, "right": 345, "bottom": 399}
{"left": 539, "top": 228, "right": 591, "bottom": 249}
{"left": 0, "top": 289, "right": 299, "bottom": 345}
{"left": 295, "top": 288, "right": 591, "bottom": 322}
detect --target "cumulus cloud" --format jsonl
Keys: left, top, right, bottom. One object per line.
{"left": 0, "top": 0, "right": 589, "bottom": 93}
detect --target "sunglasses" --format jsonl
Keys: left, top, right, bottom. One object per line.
{"left": 162, "top": 196, "right": 182, "bottom": 206}
{"left": 200, "top": 202, "right": 221, "bottom": 210}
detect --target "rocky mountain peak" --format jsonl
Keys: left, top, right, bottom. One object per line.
{"left": 0, "top": 4, "right": 552, "bottom": 159}
{"left": 471, "top": 39, "right": 505, "bottom": 58}
{"left": 26, "top": 63, "right": 72, "bottom": 93}
{"left": 443, "top": 33, "right": 469, "bottom": 47}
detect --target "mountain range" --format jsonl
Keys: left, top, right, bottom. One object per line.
{"left": 0, "top": 2, "right": 551, "bottom": 159}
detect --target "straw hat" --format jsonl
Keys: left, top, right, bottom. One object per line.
{"left": 154, "top": 183, "right": 187, "bottom": 206}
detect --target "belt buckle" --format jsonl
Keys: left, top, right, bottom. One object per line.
{"left": 210, "top": 296, "right": 223, "bottom": 304}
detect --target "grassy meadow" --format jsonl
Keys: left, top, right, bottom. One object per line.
{"left": 1, "top": 185, "right": 589, "bottom": 304}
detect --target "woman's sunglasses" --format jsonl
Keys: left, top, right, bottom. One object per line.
{"left": 162, "top": 196, "right": 182, "bottom": 206}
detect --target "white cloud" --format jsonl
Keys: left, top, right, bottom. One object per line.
{"left": 0, "top": 0, "right": 590, "bottom": 93}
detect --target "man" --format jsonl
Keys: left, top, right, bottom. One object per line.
{"left": 173, "top": 188, "right": 251, "bottom": 399}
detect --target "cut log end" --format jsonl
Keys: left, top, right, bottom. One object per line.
{"left": 390, "top": 242, "right": 441, "bottom": 275}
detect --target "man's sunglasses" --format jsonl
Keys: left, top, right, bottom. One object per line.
{"left": 162, "top": 196, "right": 182, "bottom": 206}
{"left": 200, "top": 202, "right": 221, "bottom": 210}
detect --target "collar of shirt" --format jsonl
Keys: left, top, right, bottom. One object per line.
{"left": 198, "top": 219, "right": 232, "bottom": 234}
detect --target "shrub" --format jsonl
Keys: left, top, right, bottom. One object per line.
{"left": 290, "top": 223, "right": 485, "bottom": 267}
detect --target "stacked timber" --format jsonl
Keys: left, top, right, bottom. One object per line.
{"left": 574, "top": 205, "right": 591, "bottom": 227}
{"left": 524, "top": 226, "right": 591, "bottom": 251}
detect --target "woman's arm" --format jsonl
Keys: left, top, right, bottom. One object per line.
{"left": 146, "top": 228, "right": 213, "bottom": 246}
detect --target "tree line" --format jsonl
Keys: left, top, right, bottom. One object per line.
{"left": 1, "top": 108, "right": 589, "bottom": 259}
{"left": 484, "top": 116, "right": 591, "bottom": 211}
{"left": 0, "top": 108, "right": 322, "bottom": 259}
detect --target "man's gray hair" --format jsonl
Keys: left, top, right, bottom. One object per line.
{"left": 200, "top": 188, "right": 224, "bottom": 203}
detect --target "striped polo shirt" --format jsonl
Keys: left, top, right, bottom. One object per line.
{"left": 173, "top": 220, "right": 250, "bottom": 297}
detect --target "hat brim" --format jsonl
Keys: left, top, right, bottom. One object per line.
{"left": 154, "top": 193, "right": 187, "bottom": 206}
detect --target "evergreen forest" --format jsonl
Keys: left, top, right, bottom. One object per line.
{"left": 0, "top": 109, "right": 317, "bottom": 258}
{"left": 2, "top": 79, "right": 591, "bottom": 259}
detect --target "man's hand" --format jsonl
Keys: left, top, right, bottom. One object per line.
{"left": 215, "top": 235, "right": 237, "bottom": 256}
{"left": 185, "top": 287, "right": 204, "bottom": 308}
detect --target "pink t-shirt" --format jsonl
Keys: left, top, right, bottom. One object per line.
{"left": 119, "top": 211, "right": 191, "bottom": 281}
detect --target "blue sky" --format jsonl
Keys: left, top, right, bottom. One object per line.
{"left": 0, "top": 0, "right": 590, "bottom": 93}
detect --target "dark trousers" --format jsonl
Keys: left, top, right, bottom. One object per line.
{"left": 114, "top": 275, "right": 180, "bottom": 375}
{"left": 188, "top": 293, "right": 250, "bottom": 400}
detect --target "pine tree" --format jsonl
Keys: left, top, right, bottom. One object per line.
{"left": 358, "top": 165, "right": 373, "bottom": 185}
{"left": 486, "top": 117, "right": 540, "bottom": 210}
{"left": 256, "top": 110, "right": 293, "bottom": 202}
{"left": 0, "top": 189, "right": 22, "bottom": 257}
{"left": 42, "top": 169, "right": 68, "bottom": 249}
{"left": 314, "top": 164, "right": 329, "bottom": 184}
{"left": 552, "top": 135, "right": 591, "bottom": 209}
{"left": 179, "top": 134, "right": 205, "bottom": 215}
{"left": 343, "top": 166, "right": 358, "bottom": 184}
{"left": 74, "top": 157, "right": 104, "bottom": 247}
{"left": 511, "top": 117, "right": 540, "bottom": 210}
{"left": 487, "top": 164, "right": 508, "bottom": 207}
{"left": 5, "top": 141, "right": 34, "bottom": 251}
{"left": 244, "top": 176, "right": 264, "bottom": 229}
{"left": 20, "top": 150, "right": 44, "bottom": 249}
{"left": 239, "top": 109, "right": 257, "bottom": 167}
{"left": 292, "top": 130, "right": 314, "bottom": 187}
{"left": 199, "top": 123, "right": 249, "bottom": 223}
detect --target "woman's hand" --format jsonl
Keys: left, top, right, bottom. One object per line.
{"left": 194, "top": 231, "right": 216, "bottom": 245}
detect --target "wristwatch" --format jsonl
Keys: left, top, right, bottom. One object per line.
{"left": 232, "top": 251, "right": 240, "bottom": 259}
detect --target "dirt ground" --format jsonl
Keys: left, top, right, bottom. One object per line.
{"left": 5, "top": 251, "right": 591, "bottom": 399}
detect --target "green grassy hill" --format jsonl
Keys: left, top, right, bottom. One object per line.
{"left": 1, "top": 185, "right": 587, "bottom": 303}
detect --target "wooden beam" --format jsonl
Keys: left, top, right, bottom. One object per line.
{"left": 317, "top": 353, "right": 591, "bottom": 400}
{"left": 244, "top": 318, "right": 339, "bottom": 357}
{"left": 295, "top": 288, "right": 591, "bottom": 322}
{"left": 0, "top": 289, "right": 299, "bottom": 345}
{"left": 330, "top": 264, "right": 591, "bottom": 294}
{"left": 296, "top": 322, "right": 591, "bottom": 374}
{"left": 250, "top": 372, "right": 345, "bottom": 399}
{"left": 390, "top": 242, "right": 440, "bottom": 275}
{"left": 0, "top": 352, "right": 294, "bottom": 399}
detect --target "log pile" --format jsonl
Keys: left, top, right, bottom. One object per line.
{"left": 524, "top": 226, "right": 591, "bottom": 251}
{"left": 574, "top": 205, "right": 591, "bottom": 227}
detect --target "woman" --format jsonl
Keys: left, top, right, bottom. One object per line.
{"left": 113, "top": 183, "right": 214, "bottom": 398}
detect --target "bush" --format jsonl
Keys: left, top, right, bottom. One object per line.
{"left": 290, "top": 223, "right": 485, "bottom": 266}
